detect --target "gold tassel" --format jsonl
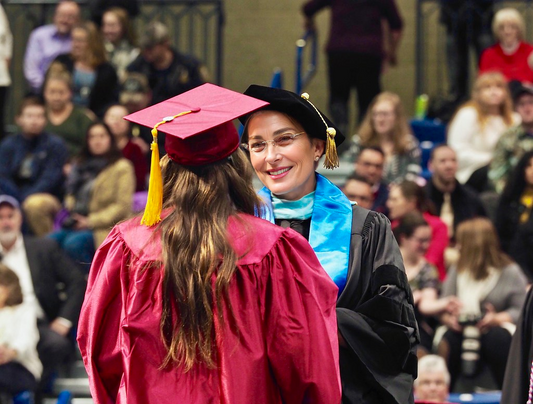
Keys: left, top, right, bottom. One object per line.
{"left": 140, "top": 110, "right": 198, "bottom": 226}
{"left": 323, "top": 127, "right": 339, "bottom": 169}
{"left": 141, "top": 128, "right": 163, "bottom": 226}
{"left": 300, "top": 93, "right": 339, "bottom": 170}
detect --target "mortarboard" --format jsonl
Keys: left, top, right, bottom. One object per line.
{"left": 239, "top": 85, "right": 345, "bottom": 169}
{"left": 124, "top": 83, "right": 269, "bottom": 226}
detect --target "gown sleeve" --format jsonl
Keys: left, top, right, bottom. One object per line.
{"left": 262, "top": 228, "right": 341, "bottom": 404}
{"left": 77, "top": 227, "right": 128, "bottom": 404}
{"left": 501, "top": 287, "right": 533, "bottom": 404}
{"left": 337, "top": 210, "right": 418, "bottom": 404}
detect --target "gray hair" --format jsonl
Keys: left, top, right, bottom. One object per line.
{"left": 414, "top": 355, "right": 451, "bottom": 386}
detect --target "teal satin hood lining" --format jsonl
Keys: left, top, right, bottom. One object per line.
{"left": 258, "top": 174, "right": 352, "bottom": 294}
{"left": 272, "top": 191, "right": 315, "bottom": 220}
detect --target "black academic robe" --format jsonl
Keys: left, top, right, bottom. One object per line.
{"left": 281, "top": 206, "right": 419, "bottom": 404}
{"left": 501, "top": 287, "right": 533, "bottom": 404}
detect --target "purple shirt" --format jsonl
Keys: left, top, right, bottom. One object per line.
{"left": 23, "top": 24, "right": 72, "bottom": 91}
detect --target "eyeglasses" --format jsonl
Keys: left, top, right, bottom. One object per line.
{"left": 242, "top": 132, "right": 305, "bottom": 153}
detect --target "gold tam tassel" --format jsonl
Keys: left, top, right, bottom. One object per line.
{"left": 323, "top": 127, "right": 339, "bottom": 169}
{"left": 141, "top": 110, "right": 197, "bottom": 226}
{"left": 300, "top": 92, "right": 339, "bottom": 170}
{"left": 140, "top": 127, "right": 163, "bottom": 226}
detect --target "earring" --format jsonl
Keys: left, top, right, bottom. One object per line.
{"left": 314, "top": 156, "right": 320, "bottom": 161}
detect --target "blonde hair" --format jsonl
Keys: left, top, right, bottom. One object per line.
{"left": 456, "top": 218, "right": 511, "bottom": 280}
{"left": 457, "top": 72, "right": 514, "bottom": 130}
{"left": 492, "top": 8, "right": 525, "bottom": 41}
{"left": 357, "top": 92, "right": 412, "bottom": 154}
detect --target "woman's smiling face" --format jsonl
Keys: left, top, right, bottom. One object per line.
{"left": 246, "top": 110, "right": 324, "bottom": 201}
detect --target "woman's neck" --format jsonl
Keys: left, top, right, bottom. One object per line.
{"left": 115, "top": 136, "right": 128, "bottom": 150}
{"left": 486, "top": 105, "right": 501, "bottom": 116}
{"left": 48, "top": 103, "right": 74, "bottom": 125}
{"left": 501, "top": 40, "right": 520, "bottom": 54}
{"left": 75, "top": 59, "right": 93, "bottom": 72}
{"left": 400, "top": 247, "right": 420, "bottom": 267}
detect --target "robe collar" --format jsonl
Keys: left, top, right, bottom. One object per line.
{"left": 258, "top": 173, "right": 352, "bottom": 293}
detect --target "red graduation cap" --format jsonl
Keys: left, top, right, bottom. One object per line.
{"left": 123, "top": 83, "right": 269, "bottom": 226}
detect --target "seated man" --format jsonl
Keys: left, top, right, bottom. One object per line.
{"left": 342, "top": 172, "right": 374, "bottom": 209}
{"left": 0, "top": 195, "right": 85, "bottom": 398}
{"left": 0, "top": 96, "right": 68, "bottom": 235}
{"left": 23, "top": 0, "right": 80, "bottom": 93}
{"left": 353, "top": 146, "right": 389, "bottom": 214}
{"left": 425, "top": 144, "right": 486, "bottom": 239}
{"left": 414, "top": 355, "right": 451, "bottom": 403}
{"left": 126, "top": 21, "right": 207, "bottom": 106}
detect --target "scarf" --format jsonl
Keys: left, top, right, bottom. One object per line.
{"left": 258, "top": 173, "right": 352, "bottom": 294}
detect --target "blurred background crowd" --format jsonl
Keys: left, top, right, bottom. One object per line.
{"left": 0, "top": 0, "right": 533, "bottom": 403}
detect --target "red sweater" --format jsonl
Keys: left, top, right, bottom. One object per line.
{"left": 479, "top": 42, "right": 533, "bottom": 83}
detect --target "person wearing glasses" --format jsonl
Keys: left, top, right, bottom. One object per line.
{"left": 350, "top": 91, "right": 421, "bottom": 184}
{"left": 240, "top": 85, "right": 419, "bottom": 404}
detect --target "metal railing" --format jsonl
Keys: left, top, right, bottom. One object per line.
{"left": 295, "top": 30, "right": 317, "bottom": 95}
{"left": 3, "top": 0, "right": 223, "bottom": 127}
{"left": 416, "top": 0, "right": 533, "bottom": 98}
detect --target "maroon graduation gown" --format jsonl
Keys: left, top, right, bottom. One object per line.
{"left": 77, "top": 213, "right": 341, "bottom": 404}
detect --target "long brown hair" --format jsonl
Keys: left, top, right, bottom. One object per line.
{"left": 456, "top": 218, "right": 511, "bottom": 280}
{"left": 73, "top": 21, "right": 107, "bottom": 68}
{"left": 456, "top": 72, "right": 514, "bottom": 130}
{"left": 357, "top": 91, "right": 412, "bottom": 154}
{"left": 396, "top": 180, "right": 437, "bottom": 215}
{"left": 158, "top": 148, "right": 262, "bottom": 371}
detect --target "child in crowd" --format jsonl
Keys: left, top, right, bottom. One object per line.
{"left": 0, "top": 263, "right": 41, "bottom": 400}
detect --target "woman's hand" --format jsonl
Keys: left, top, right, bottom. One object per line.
{"left": 72, "top": 213, "right": 90, "bottom": 230}
{"left": 443, "top": 296, "right": 462, "bottom": 317}
{"left": 0, "top": 345, "right": 17, "bottom": 364}
{"left": 440, "top": 312, "right": 462, "bottom": 333}
{"left": 476, "top": 303, "right": 512, "bottom": 333}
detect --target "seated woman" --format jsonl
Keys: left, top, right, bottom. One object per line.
{"left": 436, "top": 218, "right": 527, "bottom": 390}
{"left": 103, "top": 104, "right": 147, "bottom": 192}
{"left": 50, "top": 122, "right": 135, "bottom": 270}
{"left": 0, "top": 264, "right": 41, "bottom": 399}
{"left": 352, "top": 91, "right": 421, "bottom": 184}
{"left": 393, "top": 211, "right": 461, "bottom": 356}
{"left": 51, "top": 21, "right": 118, "bottom": 118}
{"left": 43, "top": 70, "right": 95, "bottom": 158}
{"left": 495, "top": 150, "right": 533, "bottom": 282}
{"left": 448, "top": 72, "right": 520, "bottom": 184}
{"left": 387, "top": 180, "right": 449, "bottom": 279}
{"left": 479, "top": 8, "right": 533, "bottom": 83}
{"left": 101, "top": 7, "right": 139, "bottom": 81}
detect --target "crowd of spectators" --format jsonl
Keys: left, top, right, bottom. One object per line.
{"left": 0, "top": 1, "right": 208, "bottom": 401}
{"left": 3, "top": 0, "right": 533, "bottom": 401}
{"left": 336, "top": 5, "right": 533, "bottom": 401}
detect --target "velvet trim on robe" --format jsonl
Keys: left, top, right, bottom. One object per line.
{"left": 77, "top": 213, "right": 341, "bottom": 404}
{"left": 258, "top": 173, "right": 351, "bottom": 293}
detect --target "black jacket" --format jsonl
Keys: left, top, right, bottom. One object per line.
{"left": 425, "top": 179, "right": 486, "bottom": 237}
{"left": 495, "top": 197, "right": 533, "bottom": 281}
{"left": 281, "top": 206, "right": 418, "bottom": 403}
{"left": 24, "top": 236, "right": 86, "bottom": 326}
{"left": 127, "top": 48, "right": 205, "bottom": 105}
{"left": 501, "top": 287, "right": 533, "bottom": 403}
